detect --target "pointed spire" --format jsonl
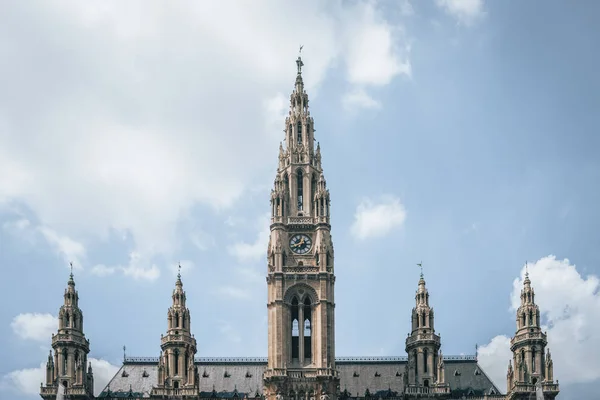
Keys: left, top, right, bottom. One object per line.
{"left": 69, "top": 262, "right": 75, "bottom": 284}
{"left": 524, "top": 261, "right": 531, "bottom": 287}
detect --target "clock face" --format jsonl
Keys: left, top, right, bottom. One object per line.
{"left": 289, "top": 234, "right": 312, "bottom": 254}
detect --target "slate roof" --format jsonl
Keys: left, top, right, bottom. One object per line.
{"left": 100, "top": 356, "right": 501, "bottom": 398}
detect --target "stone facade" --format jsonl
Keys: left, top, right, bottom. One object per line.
{"left": 39, "top": 56, "right": 559, "bottom": 400}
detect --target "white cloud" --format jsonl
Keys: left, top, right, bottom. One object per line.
{"left": 3, "top": 218, "right": 86, "bottom": 269}
{"left": 343, "top": 1, "right": 411, "bottom": 86}
{"left": 351, "top": 196, "right": 407, "bottom": 240}
{"left": 478, "top": 256, "right": 600, "bottom": 388}
{"left": 91, "top": 251, "right": 160, "bottom": 281}
{"left": 11, "top": 313, "right": 58, "bottom": 342}
{"left": 477, "top": 335, "right": 511, "bottom": 390}
{"left": 90, "top": 264, "right": 117, "bottom": 277}
{"left": 190, "top": 230, "right": 216, "bottom": 251}
{"left": 0, "top": 1, "right": 411, "bottom": 270}
{"left": 1, "top": 358, "right": 118, "bottom": 397}
{"left": 228, "top": 213, "right": 270, "bottom": 263}
{"left": 342, "top": 88, "right": 382, "bottom": 110}
{"left": 435, "top": 0, "right": 485, "bottom": 26}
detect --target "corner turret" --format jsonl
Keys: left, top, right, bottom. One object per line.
{"left": 40, "top": 264, "right": 94, "bottom": 400}
{"left": 507, "top": 264, "right": 559, "bottom": 400}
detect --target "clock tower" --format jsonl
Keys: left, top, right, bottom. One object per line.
{"left": 263, "top": 54, "right": 338, "bottom": 400}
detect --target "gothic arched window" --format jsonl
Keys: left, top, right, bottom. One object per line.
{"left": 521, "top": 313, "right": 526, "bottom": 328}
{"left": 423, "top": 349, "right": 428, "bottom": 373}
{"left": 297, "top": 170, "right": 303, "bottom": 211}
{"left": 65, "top": 312, "right": 70, "bottom": 328}
{"left": 175, "top": 312, "right": 180, "bottom": 328}
{"left": 532, "top": 348, "right": 536, "bottom": 373}
{"left": 529, "top": 310, "right": 533, "bottom": 326}
{"left": 297, "top": 122, "right": 302, "bottom": 144}
{"left": 291, "top": 297, "right": 299, "bottom": 359}
{"left": 303, "top": 297, "right": 312, "bottom": 361}
{"left": 174, "top": 350, "right": 179, "bottom": 375}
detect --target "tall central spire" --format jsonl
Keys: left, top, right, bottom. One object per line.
{"left": 265, "top": 54, "right": 338, "bottom": 400}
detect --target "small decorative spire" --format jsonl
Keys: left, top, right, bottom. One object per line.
{"left": 177, "top": 262, "right": 182, "bottom": 280}
{"left": 123, "top": 345, "right": 126, "bottom": 362}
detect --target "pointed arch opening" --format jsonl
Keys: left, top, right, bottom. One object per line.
{"left": 303, "top": 297, "right": 312, "bottom": 362}
{"left": 62, "top": 349, "right": 68, "bottom": 375}
{"left": 174, "top": 349, "right": 180, "bottom": 376}
{"left": 175, "top": 312, "right": 180, "bottom": 328}
{"left": 423, "top": 349, "right": 429, "bottom": 373}
{"left": 297, "top": 169, "right": 303, "bottom": 211}
{"left": 297, "top": 122, "right": 302, "bottom": 144}
{"left": 529, "top": 310, "right": 533, "bottom": 326}
{"left": 291, "top": 297, "right": 300, "bottom": 360}
{"left": 521, "top": 313, "right": 526, "bottom": 328}
{"left": 65, "top": 312, "right": 70, "bottom": 328}
{"left": 532, "top": 348, "right": 536, "bottom": 373}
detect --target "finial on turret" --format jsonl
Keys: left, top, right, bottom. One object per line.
{"left": 525, "top": 261, "right": 529, "bottom": 278}
{"left": 123, "top": 345, "right": 126, "bottom": 362}
{"left": 68, "top": 261, "right": 75, "bottom": 284}
{"left": 296, "top": 45, "right": 304, "bottom": 75}
{"left": 417, "top": 261, "right": 424, "bottom": 278}
{"left": 177, "top": 262, "right": 182, "bottom": 280}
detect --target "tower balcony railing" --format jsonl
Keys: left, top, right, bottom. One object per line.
{"left": 404, "top": 385, "right": 450, "bottom": 395}
{"left": 270, "top": 216, "right": 330, "bottom": 225}
{"left": 405, "top": 331, "right": 440, "bottom": 346}
{"left": 510, "top": 331, "right": 546, "bottom": 344}
{"left": 52, "top": 333, "right": 90, "bottom": 347}
{"left": 40, "top": 385, "right": 88, "bottom": 396}
{"left": 287, "top": 216, "right": 315, "bottom": 225}
{"left": 264, "top": 368, "right": 287, "bottom": 379}
{"left": 151, "top": 387, "right": 198, "bottom": 396}
{"left": 511, "top": 382, "right": 559, "bottom": 393}
{"left": 161, "top": 333, "right": 196, "bottom": 347}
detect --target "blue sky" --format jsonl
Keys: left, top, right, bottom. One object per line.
{"left": 1, "top": 1, "right": 599, "bottom": 399}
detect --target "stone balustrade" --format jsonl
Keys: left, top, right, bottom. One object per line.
{"left": 404, "top": 385, "right": 450, "bottom": 395}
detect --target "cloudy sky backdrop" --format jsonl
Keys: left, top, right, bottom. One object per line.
{"left": 1, "top": 1, "right": 599, "bottom": 399}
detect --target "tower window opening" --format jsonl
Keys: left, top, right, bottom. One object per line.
{"left": 532, "top": 348, "right": 536, "bottom": 373}
{"left": 521, "top": 313, "right": 526, "bottom": 327}
{"left": 303, "top": 297, "right": 312, "bottom": 361}
{"left": 423, "top": 349, "right": 428, "bottom": 373}
{"left": 311, "top": 174, "right": 317, "bottom": 214}
{"left": 320, "top": 198, "right": 324, "bottom": 217}
{"left": 297, "top": 122, "right": 302, "bottom": 144}
{"left": 421, "top": 312, "right": 426, "bottom": 327}
{"left": 65, "top": 313, "right": 70, "bottom": 327}
{"left": 175, "top": 312, "right": 179, "bottom": 328}
{"left": 297, "top": 170, "right": 303, "bottom": 211}
{"left": 529, "top": 310, "right": 533, "bottom": 326}
{"left": 423, "top": 379, "right": 429, "bottom": 387}
{"left": 326, "top": 251, "right": 330, "bottom": 267}
{"left": 414, "top": 351, "right": 418, "bottom": 378}
{"left": 174, "top": 350, "right": 179, "bottom": 376}
{"left": 174, "top": 381, "right": 179, "bottom": 389}
{"left": 182, "top": 313, "right": 186, "bottom": 329}
{"left": 62, "top": 349, "right": 68, "bottom": 375}
{"left": 291, "top": 297, "right": 299, "bottom": 359}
